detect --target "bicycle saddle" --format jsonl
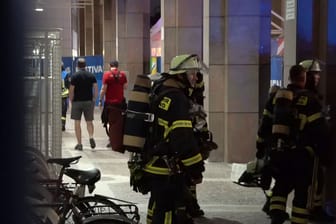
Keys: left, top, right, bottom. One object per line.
{"left": 64, "top": 168, "right": 101, "bottom": 185}
{"left": 47, "top": 156, "right": 82, "bottom": 167}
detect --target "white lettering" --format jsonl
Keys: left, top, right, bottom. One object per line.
{"left": 270, "top": 80, "right": 282, "bottom": 87}
{"left": 86, "top": 65, "right": 103, "bottom": 74}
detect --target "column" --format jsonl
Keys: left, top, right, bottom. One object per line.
{"left": 117, "top": 0, "right": 151, "bottom": 89}
{"left": 103, "top": 0, "right": 117, "bottom": 70}
{"left": 93, "top": 0, "right": 103, "bottom": 55}
{"left": 161, "top": 0, "right": 203, "bottom": 71}
{"left": 84, "top": 4, "right": 94, "bottom": 55}
{"left": 205, "top": 0, "right": 271, "bottom": 162}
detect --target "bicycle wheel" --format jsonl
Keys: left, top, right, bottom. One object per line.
{"left": 72, "top": 196, "right": 128, "bottom": 223}
{"left": 82, "top": 215, "right": 136, "bottom": 224}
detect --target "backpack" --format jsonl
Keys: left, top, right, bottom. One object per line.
{"left": 271, "top": 88, "right": 303, "bottom": 149}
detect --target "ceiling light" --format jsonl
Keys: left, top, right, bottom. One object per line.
{"left": 34, "top": 7, "right": 44, "bottom": 12}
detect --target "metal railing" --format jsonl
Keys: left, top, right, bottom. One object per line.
{"left": 24, "top": 29, "right": 62, "bottom": 158}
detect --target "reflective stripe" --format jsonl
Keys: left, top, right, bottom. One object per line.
{"left": 144, "top": 157, "right": 170, "bottom": 175}
{"left": 298, "top": 112, "right": 322, "bottom": 131}
{"left": 292, "top": 206, "right": 309, "bottom": 215}
{"left": 143, "top": 165, "right": 170, "bottom": 175}
{"left": 170, "top": 120, "right": 192, "bottom": 130}
{"left": 307, "top": 112, "right": 322, "bottom": 123}
{"left": 263, "top": 109, "right": 273, "bottom": 118}
{"left": 304, "top": 146, "right": 315, "bottom": 157}
{"left": 298, "top": 114, "right": 307, "bottom": 130}
{"left": 271, "top": 196, "right": 287, "bottom": 203}
{"left": 181, "top": 153, "right": 202, "bottom": 166}
{"left": 195, "top": 81, "right": 204, "bottom": 89}
{"left": 158, "top": 118, "right": 169, "bottom": 139}
{"left": 272, "top": 124, "right": 290, "bottom": 135}
{"left": 270, "top": 204, "right": 286, "bottom": 211}
{"left": 164, "top": 211, "right": 172, "bottom": 224}
{"left": 62, "top": 89, "right": 69, "bottom": 97}
{"left": 147, "top": 201, "right": 155, "bottom": 216}
{"left": 256, "top": 135, "right": 264, "bottom": 143}
{"left": 291, "top": 216, "right": 308, "bottom": 224}
{"left": 158, "top": 119, "right": 192, "bottom": 139}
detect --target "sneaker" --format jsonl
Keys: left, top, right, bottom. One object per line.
{"left": 74, "top": 144, "right": 83, "bottom": 151}
{"left": 89, "top": 138, "right": 96, "bottom": 149}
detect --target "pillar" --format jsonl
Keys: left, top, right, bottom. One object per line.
{"left": 84, "top": 4, "right": 94, "bottom": 55}
{"left": 204, "top": 0, "right": 271, "bottom": 162}
{"left": 117, "top": 0, "right": 151, "bottom": 89}
{"left": 103, "top": 0, "right": 117, "bottom": 70}
{"left": 93, "top": 0, "right": 103, "bottom": 55}
{"left": 161, "top": 0, "right": 203, "bottom": 71}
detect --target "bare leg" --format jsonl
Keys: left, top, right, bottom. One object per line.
{"left": 86, "top": 121, "right": 94, "bottom": 138}
{"left": 74, "top": 120, "right": 82, "bottom": 144}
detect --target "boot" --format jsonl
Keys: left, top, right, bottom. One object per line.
{"left": 269, "top": 209, "right": 289, "bottom": 224}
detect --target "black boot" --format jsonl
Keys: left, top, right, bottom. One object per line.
{"left": 269, "top": 209, "right": 289, "bottom": 224}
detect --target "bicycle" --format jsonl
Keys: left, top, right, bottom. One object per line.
{"left": 25, "top": 148, "right": 140, "bottom": 224}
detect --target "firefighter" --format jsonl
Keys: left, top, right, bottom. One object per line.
{"left": 186, "top": 71, "right": 217, "bottom": 218}
{"left": 299, "top": 59, "right": 335, "bottom": 222}
{"left": 143, "top": 54, "right": 205, "bottom": 224}
{"left": 255, "top": 84, "right": 282, "bottom": 216}
{"left": 257, "top": 64, "right": 329, "bottom": 224}
{"left": 61, "top": 65, "right": 70, "bottom": 131}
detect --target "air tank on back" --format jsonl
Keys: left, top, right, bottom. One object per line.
{"left": 123, "top": 74, "right": 152, "bottom": 152}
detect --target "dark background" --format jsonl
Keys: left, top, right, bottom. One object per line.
{"left": 1, "top": 0, "right": 26, "bottom": 223}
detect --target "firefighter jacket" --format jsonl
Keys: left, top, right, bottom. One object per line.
{"left": 143, "top": 78, "right": 205, "bottom": 180}
{"left": 61, "top": 79, "right": 69, "bottom": 98}
{"left": 257, "top": 84, "right": 328, "bottom": 158}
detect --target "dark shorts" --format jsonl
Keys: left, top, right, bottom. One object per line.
{"left": 71, "top": 101, "right": 95, "bottom": 121}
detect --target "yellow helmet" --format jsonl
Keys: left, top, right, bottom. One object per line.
{"left": 299, "top": 59, "right": 321, "bottom": 72}
{"left": 168, "top": 54, "right": 203, "bottom": 75}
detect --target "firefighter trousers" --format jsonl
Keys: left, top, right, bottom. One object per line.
{"left": 61, "top": 97, "right": 68, "bottom": 129}
{"left": 269, "top": 147, "right": 313, "bottom": 224}
{"left": 146, "top": 174, "right": 193, "bottom": 224}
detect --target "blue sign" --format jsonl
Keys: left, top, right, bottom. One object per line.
{"left": 62, "top": 55, "right": 104, "bottom": 106}
{"left": 271, "top": 56, "right": 283, "bottom": 87}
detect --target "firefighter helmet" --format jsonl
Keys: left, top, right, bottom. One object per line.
{"left": 299, "top": 59, "right": 322, "bottom": 72}
{"left": 168, "top": 54, "right": 203, "bottom": 75}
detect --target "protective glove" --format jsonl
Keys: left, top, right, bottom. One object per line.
{"left": 128, "top": 159, "right": 149, "bottom": 194}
